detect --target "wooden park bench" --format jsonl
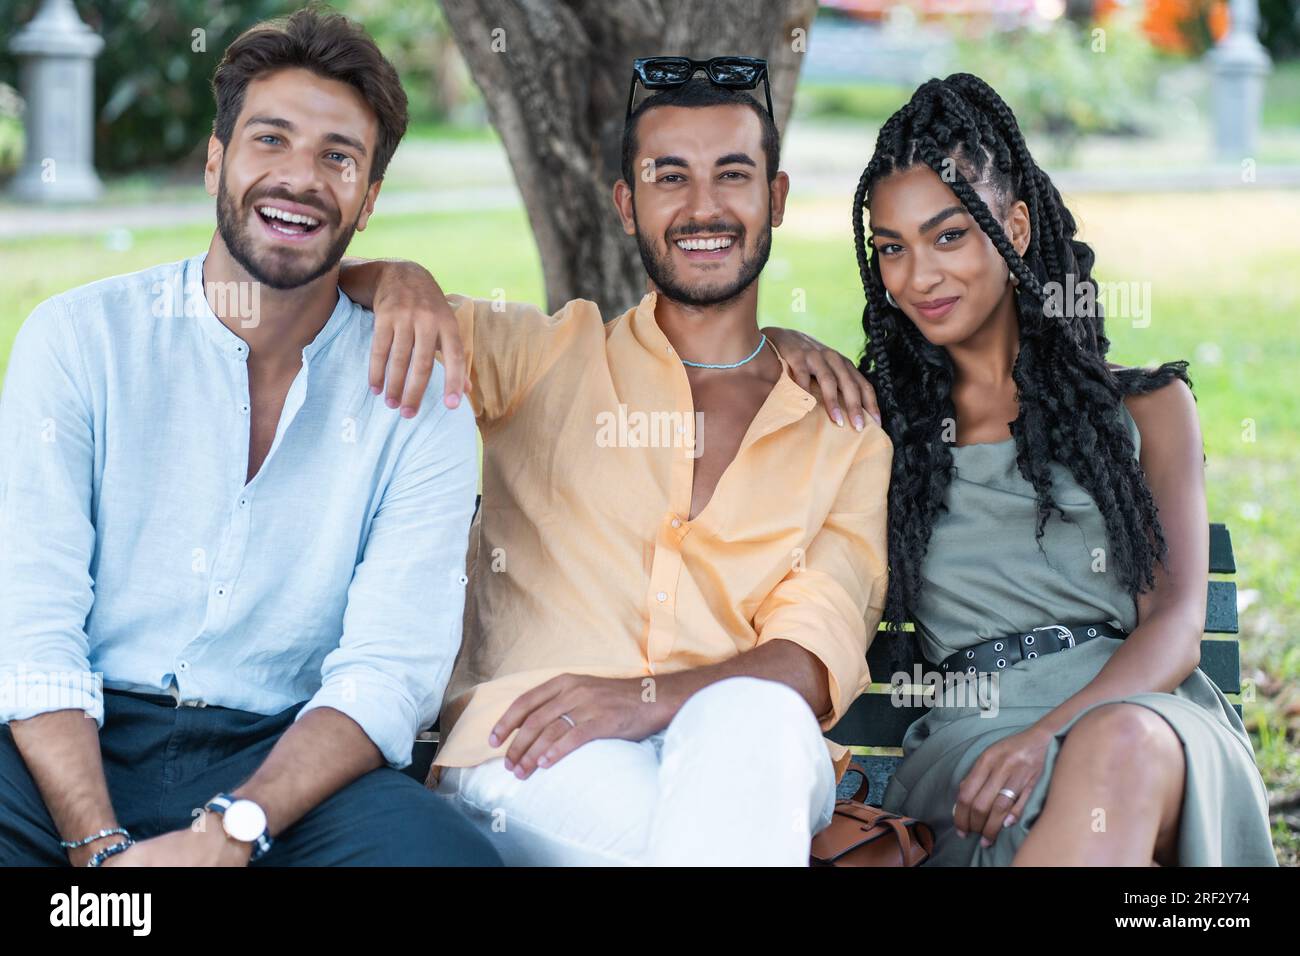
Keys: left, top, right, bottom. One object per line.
{"left": 405, "top": 521, "right": 1242, "bottom": 808}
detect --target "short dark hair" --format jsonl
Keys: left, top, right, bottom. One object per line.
{"left": 212, "top": 5, "right": 408, "bottom": 184}
{"left": 620, "top": 78, "right": 780, "bottom": 189}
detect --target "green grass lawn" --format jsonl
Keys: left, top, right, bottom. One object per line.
{"left": 1, "top": 191, "right": 1297, "bottom": 862}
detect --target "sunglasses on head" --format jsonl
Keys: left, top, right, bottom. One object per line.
{"left": 626, "top": 55, "right": 774, "bottom": 120}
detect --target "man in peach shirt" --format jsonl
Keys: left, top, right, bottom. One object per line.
{"left": 343, "top": 72, "right": 890, "bottom": 865}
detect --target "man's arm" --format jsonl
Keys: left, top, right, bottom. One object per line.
{"left": 339, "top": 257, "right": 467, "bottom": 416}
{"left": 241, "top": 383, "right": 478, "bottom": 817}
{"left": 113, "top": 371, "right": 480, "bottom": 866}
{"left": 340, "top": 258, "right": 596, "bottom": 428}
{"left": 9, "top": 711, "right": 121, "bottom": 866}
{"left": 497, "top": 426, "right": 893, "bottom": 777}
{"left": 105, "top": 706, "right": 385, "bottom": 866}
{"left": 341, "top": 258, "right": 881, "bottom": 427}
{"left": 747, "top": 424, "right": 892, "bottom": 727}
{"left": 0, "top": 298, "right": 125, "bottom": 866}
{"left": 494, "top": 640, "right": 829, "bottom": 778}
{"left": 228, "top": 707, "right": 382, "bottom": 837}
{"left": 289, "top": 384, "right": 478, "bottom": 758}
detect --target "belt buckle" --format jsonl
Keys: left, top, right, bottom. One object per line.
{"left": 1033, "top": 624, "right": 1075, "bottom": 649}
{"left": 166, "top": 684, "right": 207, "bottom": 708}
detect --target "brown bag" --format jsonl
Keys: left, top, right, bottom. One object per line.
{"left": 809, "top": 766, "right": 934, "bottom": 867}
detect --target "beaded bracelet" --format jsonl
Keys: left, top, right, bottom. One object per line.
{"left": 86, "top": 838, "right": 134, "bottom": 868}
{"left": 60, "top": 826, "right": 131, "bottom": 850}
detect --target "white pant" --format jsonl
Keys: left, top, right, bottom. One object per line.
{"left": 435, "top": 676, "right": 838, "bottom": 866}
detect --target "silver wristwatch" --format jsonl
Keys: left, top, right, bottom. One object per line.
{"left": 204, "top": 793, "right": 273, "bottom": 862}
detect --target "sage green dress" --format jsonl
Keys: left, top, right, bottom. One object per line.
{"left": 879, "top": 404, "right": 1278, "bottom": 865}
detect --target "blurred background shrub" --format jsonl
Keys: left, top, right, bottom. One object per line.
{"left": 0, "top": 0, "right": 480, "bottom": 177}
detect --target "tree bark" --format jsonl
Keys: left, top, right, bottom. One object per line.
{"left": 439, "top": 0, "right": 817, "bottom": 315}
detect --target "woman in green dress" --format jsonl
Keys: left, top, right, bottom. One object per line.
{"left": 853, "top": 74, "right": 1276, "bottom": 865}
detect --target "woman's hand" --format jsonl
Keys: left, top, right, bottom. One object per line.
{"left": 761, "top": 327, "right": 880, "bottom": 429}
{"left": 953, "top": 723, "right": 1055, "bottom": 847}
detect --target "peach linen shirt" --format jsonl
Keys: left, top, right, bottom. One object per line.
{"left": 429, "top": 291, "right": 891, "bottom": 783}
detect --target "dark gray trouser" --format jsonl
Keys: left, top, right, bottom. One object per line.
{"left": 0, "top": 689, "right": 501, "bottom": 867}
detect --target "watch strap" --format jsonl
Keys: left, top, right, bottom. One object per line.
{"left": 204, "top": 792, "right": 273, "bottom": 862}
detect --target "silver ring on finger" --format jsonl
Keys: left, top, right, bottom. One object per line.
{"left": 997, "top": 787, "right": 1018, "bottom": 801}
{"left": 559, "top": 713, "right": 576, "bottom": 729}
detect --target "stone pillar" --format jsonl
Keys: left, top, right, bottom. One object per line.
{"left": 8, "top": 0, "right": 104, "bottom": 202}
{"left": 1209, "top": 0, "right": 1272, "bottom": 163}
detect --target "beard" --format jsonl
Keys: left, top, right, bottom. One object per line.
{"left": 215, "top": 170, "right": 358, "bottom": 291}
{"left": 635, "top": 215, "right": 772, "bottom": 308}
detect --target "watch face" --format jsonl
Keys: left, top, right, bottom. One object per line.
{"left": 222, "top": 800, "right": 267, "bottom": 843}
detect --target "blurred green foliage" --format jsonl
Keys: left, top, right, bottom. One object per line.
{"left": 1260, "top": 0, "right": 1300, "bottom": 58}
{"left": 0, "top": 1, "right": 473, "bottom": 175}
{"left": 951, "top": 13, "right": 1162, "bottom": 163}
{"left": 0, "top": 1, "right": 298, "bottom": 172}
{"left": 0, "top": 82, "right": 21, "bottom": 177}
{"left": 335, "top": 0, "right": 475, "bottom": 126}
{"left": 796, "top": 80, "right": 913, "bottom": 123}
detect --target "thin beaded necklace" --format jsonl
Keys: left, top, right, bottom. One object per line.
{"left": 679, "top": 333, "right": 768, "bottom": 370}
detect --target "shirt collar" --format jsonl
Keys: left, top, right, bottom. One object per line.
{"left": 185, "top": 251, "right": 354, "bottom": 364}
{"left": 628, "top": 290, "right": 818, "bottom": 422}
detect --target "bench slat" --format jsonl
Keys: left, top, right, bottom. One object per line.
{"left": 841, "top": 755, "right": 902, "bottom": 807}
{"left": 1205, "top": 580, "right": 1238, "bottom": 633}
{"left": 1209, "top": 522, "right": 1236, "bottom": 574}
{"left": 869, "top": 578, "right": 1238, "bottom": 677}
{"left": 404, "top": 523, "right": 1244, "bottom": 791}
{"left": 1198, "top": 638, "right": 1241, "bottom": 694}
{"left": 845, "top": 634, "right": 1243, "bottom": 749}
{"left": 405, "top": 739, "right": 438, "bottom": 784}
{"left": 827, "top": 692, "right": 927, "bottom": 749}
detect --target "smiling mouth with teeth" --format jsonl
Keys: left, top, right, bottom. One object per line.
{"left": 256, "top": 205, "right": 324, "bottom": 236}
{"left": 674, "top": 235, "right": 735, "bottom": 252}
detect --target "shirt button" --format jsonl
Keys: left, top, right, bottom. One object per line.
{"left": 239, "top": 497, "right": 248, "bottom": 507}
{"left": 656, "top": 591, "right": 668, "bottom": 603}
{"left": 670, "top": 518, "right": 681, "bottom": 529}
{"left": 216, "top": 586, "right": 227, "bottom": 597}
{"left": 177, "top": 660, "right": 190, "bottom": 672}
{"left": 240, "top": 403, "right": 250, "bottom": 414}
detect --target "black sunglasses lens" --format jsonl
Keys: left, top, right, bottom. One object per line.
{"left": 707, "top": 57, "right": 762, "bottom": 87}
{"left": 640, "top": 58, "right": 693, "bottom": 86}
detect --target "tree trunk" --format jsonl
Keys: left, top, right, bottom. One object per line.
{"left": 439, "top": 0, "right": 817, "bottom": 315}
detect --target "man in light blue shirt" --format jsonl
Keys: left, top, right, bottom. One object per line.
{"left": 0, "top": 8, "right": 498, "bottom": 866}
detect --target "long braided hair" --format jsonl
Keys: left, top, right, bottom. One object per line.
{"left": 854, "top": 74, "right": 1192, "bottom": 635}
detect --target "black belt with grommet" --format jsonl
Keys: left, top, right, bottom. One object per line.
{"left": 938, "top": 622, "right": 1129, "bottom": 676}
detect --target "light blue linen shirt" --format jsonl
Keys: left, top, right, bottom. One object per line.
{"left": 0, "top": 252, "right": 478, "bottom": 768}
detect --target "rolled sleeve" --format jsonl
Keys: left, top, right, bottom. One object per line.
{"left": 296, "top": 377, "right": 479, "bottom": 768}
{"left": 752, "top": 426, "right": 891, "bottom": 730}
{"left": 0, "top": 298, "right": 103, "bottom": 725}
{"left": 297, "top": 670, "right": 422, "bottom": 770}
{"left": 445, "top": 294, "right": 600, "bottom": 426}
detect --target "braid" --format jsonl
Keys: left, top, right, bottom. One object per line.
{"left": 854, "top": 73, "right": 1193, "bottom": 633}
